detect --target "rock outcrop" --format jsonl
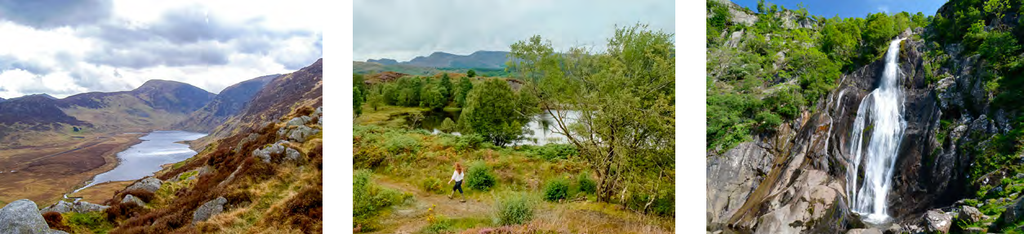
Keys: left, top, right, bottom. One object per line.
{"left": 39, "top": 200, "right": 108, "bottom": 214}
{"left": 126, "top": 177, "right": 163, "bottom": 193}
{"left": 0, "top": 199, "right": 68, "bottom": 234}
{"left": 121, "top": 194, "right": 146, "bottom": 206}
{"left": 192, "top": 196, "right": 227, "bottom": 224}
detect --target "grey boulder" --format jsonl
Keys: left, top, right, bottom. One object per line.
{"left": 0, "top": 199, "right": 68, "bottom": 234}
{"left": 126, "top": 177, "right": 163, "bottom": 193}
{"left": 193, "top": 196, "right": 227, "bottom": 224}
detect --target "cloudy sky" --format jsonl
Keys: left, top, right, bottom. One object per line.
{"left": 353, "top": 0, "right": 675, "bottom": 62}
{"left": 0, "top": 0, "right": 322, "bottom": 99}
{"left": 732, "top": 0, "right": 946, "bottom": 18}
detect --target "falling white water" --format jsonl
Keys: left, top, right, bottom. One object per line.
{"left": 846, "top": 38, "right": 907, "bottom": 224}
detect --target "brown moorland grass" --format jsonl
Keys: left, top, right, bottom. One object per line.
{"left": 0, "top": 134, "right": 140, "bottom": 206}
{"left": 107, "top": 105, "right": 322, "bottom": 233}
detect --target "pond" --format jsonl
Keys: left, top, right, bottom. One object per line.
{"left": 73, "top": 130, "right": 206, "bottom": 193}
{"left": 413, "top": 109, "right": 579, "bottom": 145}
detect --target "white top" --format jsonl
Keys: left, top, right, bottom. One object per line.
{"left": 451, "top": 170, "right": 464, "bottom": 182}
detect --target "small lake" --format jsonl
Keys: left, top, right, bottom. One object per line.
{"left": 415, "top": 109, "right": 579, "bottom": 145}
{"left": 74, "top": 131, "right": 206, "bottom": 193}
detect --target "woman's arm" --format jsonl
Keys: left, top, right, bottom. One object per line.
{"left": 448, "top": 171, "right": 455, "bottom": 184}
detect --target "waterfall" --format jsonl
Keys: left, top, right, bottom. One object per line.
{"left": 846, "top": 38, "right": 907, "bottom": 224}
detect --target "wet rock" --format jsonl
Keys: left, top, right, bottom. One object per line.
{"left": 958, "top": 206, "right": 984, "bottom": 224}
{"left": 192, "top": 196, "right": 227, "bottom": 224}
{"left": 921, "top": 210, "right": 952, "bottom": 233}
{"left": 126, "top": 177, "right": 163, "bottom": 193}
{"left": 0, "top": 199, "right": 67, "bottom": 234}
{"left": 121, "top": 194, "right": 145, "bottom": 206}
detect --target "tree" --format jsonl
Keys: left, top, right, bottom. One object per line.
{"left": 367, "top": 85, "right": 384, "bottom": 111}
{"left": 455, "top": 77, "right": 473, "bottom": 107}
{"left": 354, "top": 73, "right": 367, "bottom": 101}
{"left": 508, "top": 24, "right": 674, "bottom": 205}
{"left": 353, "top": 87, "right": 364, "bottom": 117}
{"left": 422, "top": 86, "right": 446, "bottom": 110}
{"left": 467, "top": 69, "right": 476, "bottom": 78}
{"left": 440, "top": 73, "right": 453, "bottom": 101}
{"left": 459, "top": 78, "right": 530, "bottom": 146}
{"left": 438, "top": 117, "right": 456, "bottom": 133}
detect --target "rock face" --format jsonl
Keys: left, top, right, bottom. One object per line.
{"left": 40, "top": 200, "right": 109, "bottom": 214}
{"left": 0, "top": 199, "right": 68, "bottom": 234}
{"left": 126, "top": 177, "right": 163, "bottom": 193}
{"left": 706, "top": 29, "right": 984, "bottom": 232}
{"left": 192, "top": 196, "right": 227, "bottom": 224}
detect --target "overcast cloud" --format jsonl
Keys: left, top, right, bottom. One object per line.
{"left": 353, "top": 0, "right": 674, "bottom": 62}
{"left": 0, "top": 0, "right": 322, "bottom": 99}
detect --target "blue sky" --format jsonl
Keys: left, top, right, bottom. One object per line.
{"left": 731, "top": 0, "right": 949, "bottom": 19}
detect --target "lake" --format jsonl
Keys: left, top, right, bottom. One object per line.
{"left": 74, "top": 131, "right": 206, "bottom": 193}
{"left": 415, "top": 109, "right": 579, "bottom": 145}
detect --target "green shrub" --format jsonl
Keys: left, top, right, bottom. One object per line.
{"left": 66, "top": 211, "right": 114, "bottom": 233}
{"left": 543, "top": 178, "right": 570, "bottom": 202}
{"left": 495, "top": 195, "right": 534, "bottom": 225}
{"left": 578, "top": 172, "right": 596, "bottom": 195}
{"left": 383, "top": 131, "right": 420, "bottom": 154}
{"left": 466, "top": 161, "right": 496, "bottom": 191}
{"left": 455, "top": 134, "right": 485, "bottom": 151}
{"left": 423, "top": 216, "right": 454, "bottom": 234}
{"left": 420, "top": 177, "right": 444, "bottom": 194}
{"left": 354, "top": 170, "right": 404, "bottom": 219}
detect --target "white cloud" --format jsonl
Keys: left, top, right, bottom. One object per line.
{"left": 0, "top": 0, "right": 322, "bottom": 99}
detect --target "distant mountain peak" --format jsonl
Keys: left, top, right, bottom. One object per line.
{"left": 365, "top": 50, "right": 510, "bottom": 69}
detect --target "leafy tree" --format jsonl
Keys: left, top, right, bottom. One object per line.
{"left": 353, "top": 87, "right": 364, "bottom": 117}
{"left": 438, "top": 117, "right": 456, "bottom": 133}
{"left": 421, "top": 86, "right": 446, "bottom": 110}
{"left": 354, "top": 73, "right": 367, "bottom": 100}
{"left": 821, "top": 17, "right": 862, "bottom": 70}
{"left": 863, "top": 12, "right": 898, "bottom": 59}
{"left": 440, "top": 73, "right": 453, "bottom": 101}
{"left": 467, "top": 69, "right": 476, "bottom": 78}
{"left": 509, "top": 24, "right": 674, "bottom": 205}
{"left": 459, "top": 78, "right": 530, "bottom": 146}
{"left": 367, "top": 85, "right": 385, "bottom": 111}
{"left": 455, "top": 77, "right": 473, "bottom": 107}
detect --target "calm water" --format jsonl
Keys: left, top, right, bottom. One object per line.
{"left": 415, "top": 110, "right": 579, "bottom": 145}
{"left": 74, "top": 131, "right": 206, "bottom": 193}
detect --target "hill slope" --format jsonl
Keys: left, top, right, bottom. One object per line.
{"left": 172, "top": 74, "right": 279, "bottom": 132}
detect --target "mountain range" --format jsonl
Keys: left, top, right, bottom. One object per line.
{"left": 365, "top": 50, "right": 509, "bottom": 69}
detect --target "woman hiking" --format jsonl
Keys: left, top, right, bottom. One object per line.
{"left": 447, "top": 162, "right": 466, "bottom": 202}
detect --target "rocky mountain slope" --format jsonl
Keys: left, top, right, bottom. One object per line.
{"left": 0, "top": 58, "right": 324, "bottom": 233}
{"left": 708, "top": 0, "right": 1024, "bottom": 231}
{"left": 193, "top": 59, "right": 322, "bottom": 149}
{"left": 172, "top": 74, "right": 280, "bottom": 132}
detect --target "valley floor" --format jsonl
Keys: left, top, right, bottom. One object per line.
{"left": 0, "top": 132, "right": 141, "bottom": 206}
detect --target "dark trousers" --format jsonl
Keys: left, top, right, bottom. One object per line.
{"left": 453, "top": 180, "right": 463, "bottom": 194}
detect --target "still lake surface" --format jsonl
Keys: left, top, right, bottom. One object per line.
{"left": 416, "top": 109, "right": 579, "bottom": 145}
{"left": 74, "top": 131, "right": 206, "bottom": 193}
